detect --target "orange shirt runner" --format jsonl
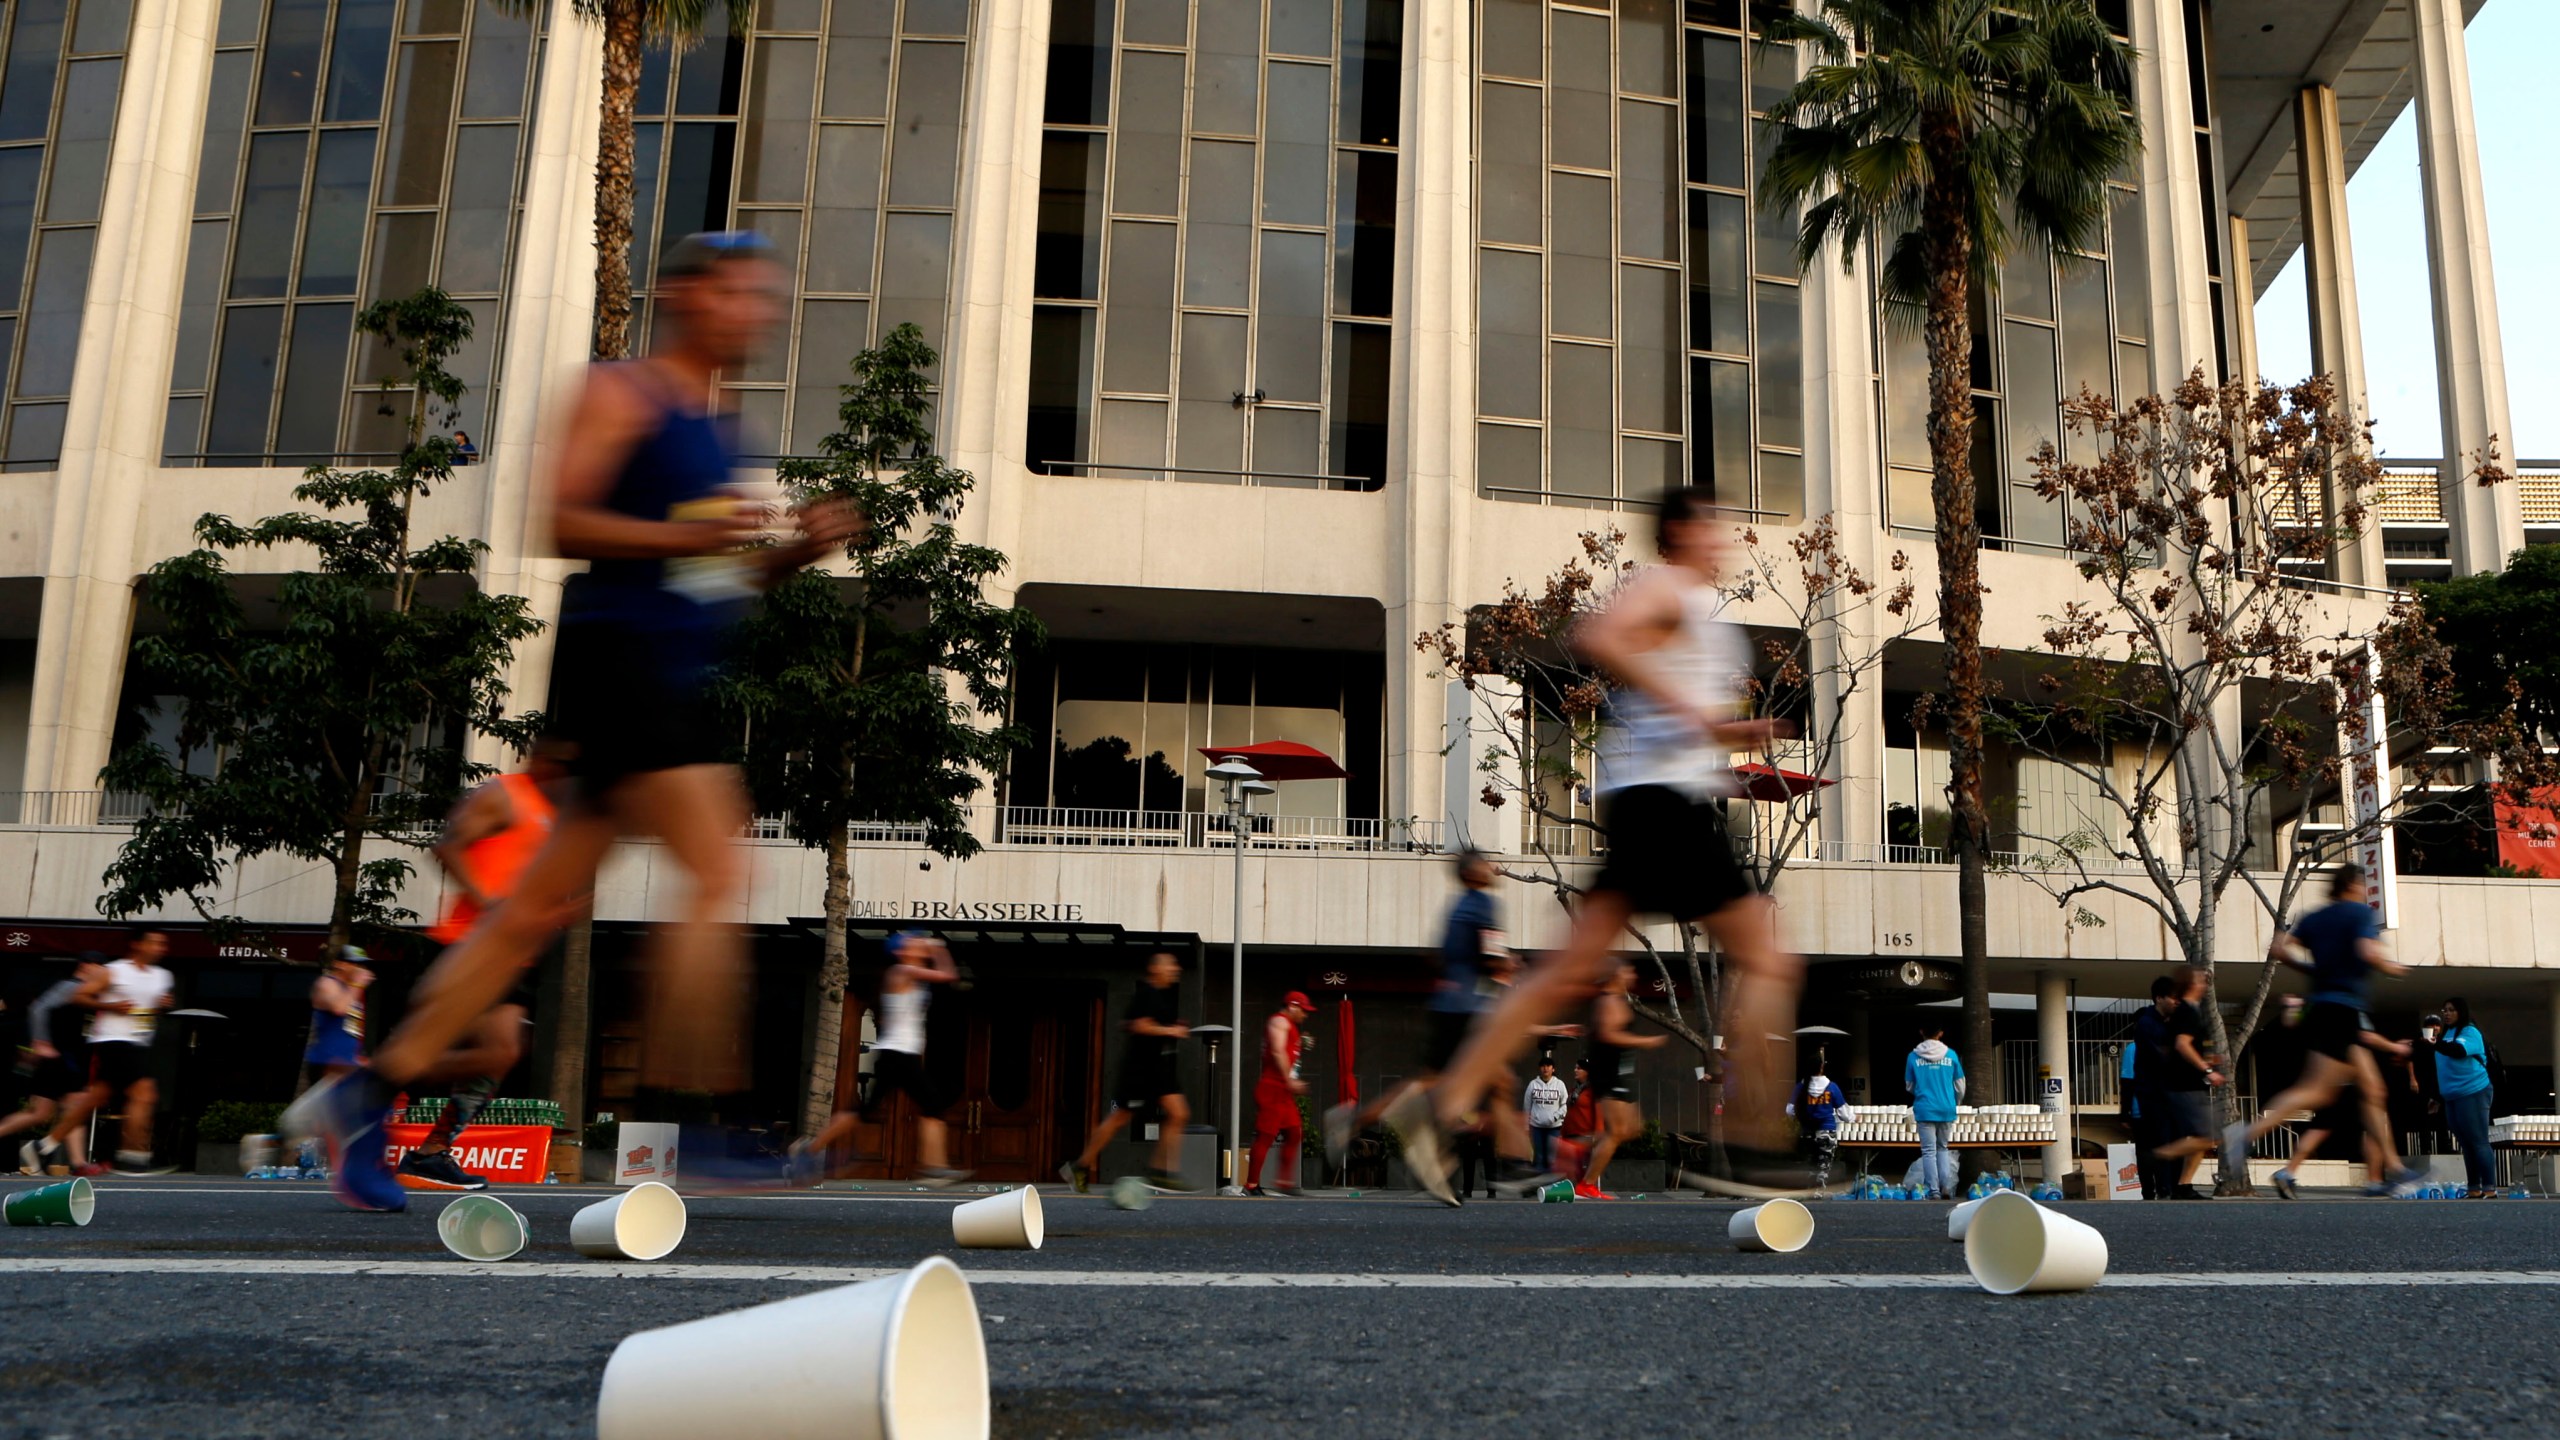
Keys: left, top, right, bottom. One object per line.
{"left": 430, "top": 772, "right": 557, "bottom": 943}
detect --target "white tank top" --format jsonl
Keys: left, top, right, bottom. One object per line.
{"left": 1595, "top": 573, "right": 1749, "bottom": 800}
{"left": 88, "top": 960, "right": 174, "bottom": 1046}
{"left": 875, "top": 984, "right": 928, "bottom": 1056}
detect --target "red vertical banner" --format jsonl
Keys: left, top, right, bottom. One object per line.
{"left": 2494, "top": 786, "right": 2560, "bottom": 877}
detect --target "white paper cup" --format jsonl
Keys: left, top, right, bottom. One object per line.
{"left": 571, "top": 1179, "right": 687, "bottom": 1261}
{"left": 597, "top": 1254, "right": 989, "bottom": 1440}
{"left": 1946, "top": 1195, "right": 1991, "bottom": 1242}
{"left": 1963, "top": 1189, "right": 2108, "bottom": 1294}
{"left": 950, "top": 1184, "right": 1043, "bottom": 1250}
{"left": 1727, "top": 1197, "right": 1814, "bottom": 1253}
{"left": 437, "top": 1194, "right": 529, "bottom": 1262}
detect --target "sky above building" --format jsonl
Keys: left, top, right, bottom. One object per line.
{"left": 2252, "top": 1, "right": 2555, "bottom": 462}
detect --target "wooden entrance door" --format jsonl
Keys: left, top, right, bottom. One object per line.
{"left": 951, "top": 1005, "right": 1057, "bottom": 1182}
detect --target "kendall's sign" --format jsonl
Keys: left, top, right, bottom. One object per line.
{"left": 383, "top": 1124, "right": 553, "bottom": 1186}
{"left": 850, "top": 900, "right": 1087, "bottom": 923}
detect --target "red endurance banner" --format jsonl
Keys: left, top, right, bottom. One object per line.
{"left": 383, "top": 1124, "right": 554, "bottom": 1185}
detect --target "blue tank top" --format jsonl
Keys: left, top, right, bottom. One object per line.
{"left": 558, "top": 364, "right": 748, "bottom": 679}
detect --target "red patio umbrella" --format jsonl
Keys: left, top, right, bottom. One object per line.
{"left": 1730, "top": 762, "right": 1834, "bottom": 804}
{"left": 1196, "top": 740, "right": 1349, "bottom": 782}
{"left": 1335, "top": 995, "right": 1357, "bottom": 1108}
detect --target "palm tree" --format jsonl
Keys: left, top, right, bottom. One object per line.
{"left": 1756, "top": 1, "right": 2140, "bottom": 1090}
{"left": 527, "top": 1, "right": 755, "bottom": 360}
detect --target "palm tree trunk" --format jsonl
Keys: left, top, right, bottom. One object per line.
{"left": 1920, "top": 122, "right": 1997, "bottom": 1102}
{"left": 591, "top": 0, "right": 645, "bottom": 360}
{"left": 549, "top": 920, "right": 594, "bottom": 1126}
{"left": 803, "top": 820, "right": 853, "bottom": 1138}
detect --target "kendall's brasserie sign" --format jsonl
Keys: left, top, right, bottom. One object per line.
{"left": 850, "top": 899, "right": 1088, "bottom": 923}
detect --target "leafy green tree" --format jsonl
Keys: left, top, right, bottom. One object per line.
{"left": 2414, "top": 542, "right": 2560, "bottom": 745}
{"left": 100, "top": 290, "right": 543, "bottom": 953}
{"left": 1758, "top": 0, "right": 2142, "bottom": 1094}
{"left": 718, "top": 323, "right": 1043, "bottom": 1136}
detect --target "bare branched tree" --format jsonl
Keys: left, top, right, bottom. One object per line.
{"left": 1416, "top": 519, "right": 1930, "bottom": 1064}
{"left": 1991, "top": 370, "right": 2551, "bottom": 1190}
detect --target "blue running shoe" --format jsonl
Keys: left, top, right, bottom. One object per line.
{"left": 282, "top": 1071, "right": 406, "bottom": 1213}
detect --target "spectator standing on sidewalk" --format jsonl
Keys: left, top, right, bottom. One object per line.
{"left": 1523, "top": 1058, "right": 1569, "bottom": 1176}
{"left": 1905, "top": 1022, "right": 1965, "bottom": 1199}
{"left": 2426, "top": 998, "right": 2495, "bottom": 1195}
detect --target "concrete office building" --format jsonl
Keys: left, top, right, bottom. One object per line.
{"left": 0, "top": 0, "right": 2553, "bottom": 1181}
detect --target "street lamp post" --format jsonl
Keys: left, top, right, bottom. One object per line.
{"left": 1207, "top": 758, "right": 1272, "bottom": 1194}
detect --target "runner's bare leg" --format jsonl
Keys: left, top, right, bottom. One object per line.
{"left": 606, "top": 764, "right": 754, "bottom": 1095}
{"left": 1153, "top": 1094, "right": 1189, "bottom": 1172}
{"left": 371, "top": 811, "right": 620, "bottom": 1083}
{"left": 1074, "top": 1108, "right": 1130, "bottom": 1173}
{"left": 1704, "top": 893, "right": 1799, "bottom": 1153}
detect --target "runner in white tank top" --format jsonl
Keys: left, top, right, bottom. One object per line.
{"left": 794, "top": 931, "right": 968, "bottom": 1187}
{"left": 1384, "top": 486, "right": 1815, "bottom": 1204}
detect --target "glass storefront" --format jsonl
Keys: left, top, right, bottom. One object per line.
{"left": 1008, "top": 639, "right": 1384, "bottom": 822}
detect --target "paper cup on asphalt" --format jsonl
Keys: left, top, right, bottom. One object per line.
{"left": 1964, "top": 1189, "right": 2108, "bottom": 1294}
{"left": 572, "top": 1179, "right": 687, "bottom": 1261}
{"left": 1110, "top": 1175, "right": 1154, "bottom": 1211}
{"left": 1946, "top": 1195, "right": 1991, "bottom": 1242}
{"left": 597, "top": 1254, "right": 988, "bottom": 1440}
{"left": 3, "top": 1177, "right": 93, "bottom": 1227}
{"left": 1727, "top": 1197, "right": 1813, "bottom": 1253}
{"left": 950, "top": 1184, "right": 1043, "bottom": 1250}
{"left": 437, "top": 1193, "right": 529, "bottom": 1262}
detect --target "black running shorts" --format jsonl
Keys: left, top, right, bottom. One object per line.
{"left": 864, "top": 1049, "right": 950, "bottom": 1118}
{"left": 1113, "top": 1053, "right": 1180, "bottom": 1113}
{"left": 1593, "top": 785, "right": 1752, "bottom": 920}
{"left": 88, "top": 1041, "right": 151, "bottom": 1092}
{"left": 2300, "top": 1002, "right": 2367, "bottom": 1063}
{"left": 545, "top": 620, "right": 727, "bottom": 803}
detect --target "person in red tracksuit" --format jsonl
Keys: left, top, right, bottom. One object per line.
{"left": 1247, "top": 992, "right": 1316, "bottom": 1196}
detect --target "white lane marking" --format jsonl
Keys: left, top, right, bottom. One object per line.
{"left": 3, "top": 1259, "right": 2558, "bottom": 1289}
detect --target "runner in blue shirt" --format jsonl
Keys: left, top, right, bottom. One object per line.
{"left": 2224, "top": 863, "right": 2425, "bottom": 1198}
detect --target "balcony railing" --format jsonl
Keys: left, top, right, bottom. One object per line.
{"left": 988, "top": 807, "right": 1443, "bottom": 853}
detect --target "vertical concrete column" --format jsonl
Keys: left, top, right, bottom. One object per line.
{"left": 937, "top": 0, "right": 1049, "bottom": 842}
{"left": 2127, "top": 0, "right": 2216, "bottom": 390}
{"left": 2036, "top": 970, "right": 2073, "bottom": 1191}
{"left": 1802, "top": 242, "right": 1885, "bottom": 857}
{"left": 1383, "top": 0, "right": 1474, "bottom": 838}
{"left": 2294, "top": 83, "right": 2387, "bottom": 588}
{"left": 940, "top": 0, "right": 1049, "bottom": 574}
{"left": 2227, "top": 215, "right": 2261, "bottom": 386}
{"left": 472, "top": 0, "right": 606, "bottom": 767}
{"left": 2411, "top": 0, "right": 2524, "bottom": 576}
{"left": 19, "top": 0, "right": 217, "bottom": 792}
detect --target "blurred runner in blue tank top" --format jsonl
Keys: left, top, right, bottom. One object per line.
{"left": 287, "top": 232, "right": 861, "bottom": 1212}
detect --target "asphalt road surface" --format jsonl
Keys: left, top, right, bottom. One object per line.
{"left": 3, "top": 1176, "right": 2555, "bottom": 1438}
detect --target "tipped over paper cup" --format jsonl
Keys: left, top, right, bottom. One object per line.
{"left": 3, "top": 1177, "right": 93, "bottom": 1227}
{"left": 1946, "top": 1194, "right": 1990, "bottom": 1242}
{"left": 1963, "top": 1189, "right": 2108, "bottom": 1294}
{"left": 951, "top": 1184, "right": 1042, "bottom": 1250}
{"left": 572, "top": 1179, "right": 687, "bottom": 1261}
{"left": 1727, "top": 1197, "right": 1814, "bottom": 1253}
{"left": 597, "top": 1255, "right": 989, "bottom": 1440}
{"left": 437, "top": 1194, "right": 529, "bottom": 1261}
